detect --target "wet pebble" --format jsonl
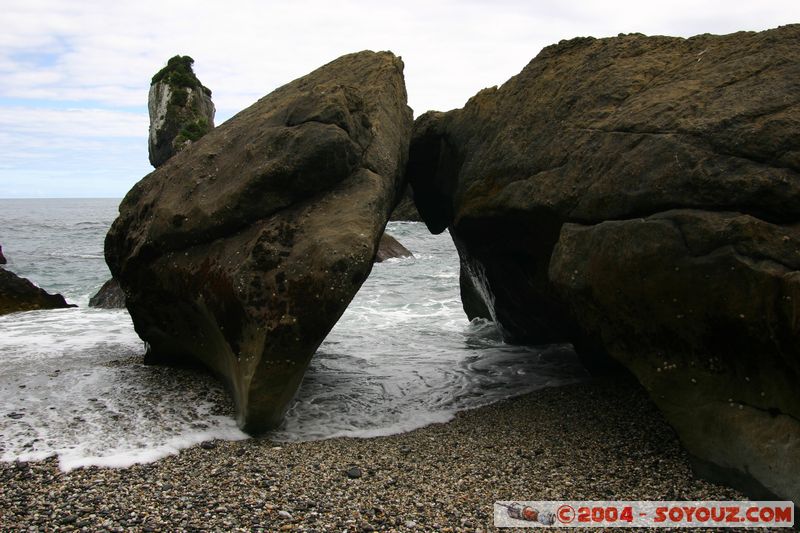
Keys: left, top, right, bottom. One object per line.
{"left": 0, "top": 378, "right": 748, "bottom": 531}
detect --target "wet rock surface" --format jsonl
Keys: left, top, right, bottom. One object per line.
{"left": 408, "top": 25, "right": 800, "bottom": 504}
{"left": 106, "top": 51, "right": 413, "bottom": 433}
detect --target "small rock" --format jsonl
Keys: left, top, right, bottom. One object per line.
{"left": 346, "top": 466, "right": 363, "bottom": 479}
{"left": 200, "top": 441, "right": 216, "bottom": 450}
{"left": 278, "top": 510, "right": 292, "bottom": 519}
{"left": 7, "top": 412, "right": 24, "bottom": 419}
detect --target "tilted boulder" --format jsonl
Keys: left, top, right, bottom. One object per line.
{"left": 0, "top": 268, "right": 76, "bottom": 315}
{"left": 106, "top": 51, "right": 412, "bottom": 433}
{"left": 408, "top": 26, "right": 800, "bottom": 503}
{"left": 148, "top": 55, "right": 215, "bottom": 168}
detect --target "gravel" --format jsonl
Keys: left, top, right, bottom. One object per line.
{"left": 0, "top": 376, "right": 752, "bottom": 531}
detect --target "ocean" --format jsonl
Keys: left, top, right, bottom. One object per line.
{"left": 0, "top": 198, "right": 587, "bottom": 470}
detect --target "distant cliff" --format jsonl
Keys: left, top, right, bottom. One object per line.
{"left": 148, "top": 55, "right": 215, "bottom": 167}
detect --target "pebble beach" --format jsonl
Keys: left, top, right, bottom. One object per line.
{"left": 1, "top": 376, "right": 749, "bottom": 532}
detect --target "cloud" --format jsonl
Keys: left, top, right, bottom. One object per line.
{"left": 0, "top": 107, "right": 149, "bottom": 198}
{"left": 5, "top": 0, "right": 794, "bottom": 114}
{"left": 1, "top": 0, "right": 798, "bottom": 197}
{"left": 0, "top": 107, "right": 147, "bottom": 137}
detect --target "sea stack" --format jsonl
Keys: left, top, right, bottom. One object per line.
{"left": 148, "top": 55, "right": 215, "bottom": 168}
{"left": 408, "top": 26, "right": 800, "bottom": 504}
{"left": 106, "top": 51, "right": 413, "bottom": 433}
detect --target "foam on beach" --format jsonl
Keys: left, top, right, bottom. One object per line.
{"left": 0, "top": 307, "right": 248, "bottom": 471}
{"left": 0, "top": 214, "right": 588, "bottom": 470}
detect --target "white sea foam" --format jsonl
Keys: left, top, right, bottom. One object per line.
{"left": 0, "top": 306, "right": 248, "bottom": 470}
{"left": 0, "top": 200, "right": 588, "bottom": 469}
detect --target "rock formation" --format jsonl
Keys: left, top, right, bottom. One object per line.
{"left": 389, "top": 186, "right": 422, "bottom": 221}
{"left": 94, "top": 56, "right": 215, "bottom": 305}
{"left": 106, "top": 51, "right": 413, "bottom": 433}
{"left": 375, "top": 233, "right": 413, "bottom": 262}
{"left": 0, "top": 245, "right": 6, "bottom": 265}
{"left": 408, "top": 26, "right": 800, "bottom": 504}
{"left": 0, "top": 268, "right": 76, "bottom": 315}
{"left": 148, "top": 55, "right": 215, "bottom": 168}
{"left": 89, "top": 278, "right": 126, "bottom": 309}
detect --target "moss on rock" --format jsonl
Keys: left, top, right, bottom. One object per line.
{"left": 151, "top": 55, "right": 212, "bottom": 96}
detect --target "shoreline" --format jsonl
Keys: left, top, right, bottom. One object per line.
{"left": 1, "top": 377, "right": 748, "bottom": 531}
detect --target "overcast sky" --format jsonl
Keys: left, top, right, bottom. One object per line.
{"left": 1, "top": 0, "right": 798, "bottom": 198}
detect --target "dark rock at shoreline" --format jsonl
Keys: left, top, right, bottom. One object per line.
{"left": 106, "top": 51, "right": 413, "bottom": 433}
{"left": 0, "top": 268, "right": 76, "bottom": 315}
{"left": 408, "top": 25, "right": 800, "bottom": 504}
{"left": 375, "top": 233, "right": 413, "bottom": 262}
{"left": 89, "top": 278, "right": 126, "bottom": 309}
{"left": 148, "top": 55, "right": 215, "bottom": 168}
{"left": 0, "top": 244, "right": 6, "bottom": 264}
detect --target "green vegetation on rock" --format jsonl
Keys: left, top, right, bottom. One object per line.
{"left": 175, "top": 118, "right": 210, "bottom": 144}
{"left": 151, "top": 55, "right": 212, "bottom": 96}
{"left": 169, "top": 88, "right": 189, "bottom": 107}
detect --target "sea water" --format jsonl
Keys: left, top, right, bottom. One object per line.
{"left": 0, "top": 198, "right": 587, "bottom": 470}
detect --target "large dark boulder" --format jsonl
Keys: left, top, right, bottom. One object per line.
{"left": 148, "top": 55, "right": 215, "bottom": 168}
{"left": 0, "top": 268, "right": 75, "bottom": 315}
{"left": 408, "top": 26, "right": 800, "bottom": 504}
{"left": 106, "top": 51, "right": 413, "bottom": 433}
